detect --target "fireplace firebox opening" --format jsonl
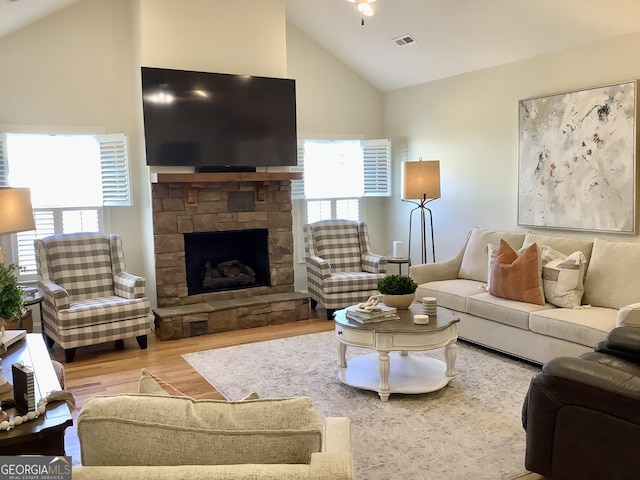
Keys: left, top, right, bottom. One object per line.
{"left": 184, "top": 229, "right": 270, "bottom": 296}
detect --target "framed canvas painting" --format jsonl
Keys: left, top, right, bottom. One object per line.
{"left": 518, "top": 80, "right": 638, "bottom": 233}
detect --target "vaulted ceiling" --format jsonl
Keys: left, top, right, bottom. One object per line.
{"left": 2, "top": 0, "right": 640, "bottom": 91}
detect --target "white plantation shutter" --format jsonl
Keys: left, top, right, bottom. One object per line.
{"left": 2, "top": 131, "right": 116, "bottom": 278}
{"left": 99, "top": 133, "right": 131, "bottom": 206}
{"left": 291, "top": 140, "right": 305, "bottom": 200}
{"left": 336, "top": 199, "right": 360, "bottom": 220}
{"left": 362, "top": 139, "right": 391, "bottom": 197}
{"left": 297, "top": 138, "right": 391, "bottom": 199}
{"left": 0, "top": 134, "right": 7, "bottom": 186}
{"left": 17, "top": 210, "right": 55, "bottom": 276}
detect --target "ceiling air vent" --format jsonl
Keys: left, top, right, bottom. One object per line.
{"left": 392, "top": 34, "right": 416, "bottom": 47}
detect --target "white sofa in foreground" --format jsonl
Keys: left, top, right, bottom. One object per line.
{"left": 410, "top": 227, "right": 640, "bottom": 364}
{"left": 73, "top": 394, "right": 354, "bottom": 480}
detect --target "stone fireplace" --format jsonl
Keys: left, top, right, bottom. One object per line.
{"left": 150, "top": 172, "right": 309, "bottom": 340}
{"left": 184, "top": 229, "right": 270, "bottom": 295}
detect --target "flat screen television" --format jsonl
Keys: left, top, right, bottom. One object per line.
{"left": 141, "top": 67, "right": 297, "bottom": 171}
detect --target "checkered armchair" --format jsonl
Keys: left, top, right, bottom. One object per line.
{"left": 35, "top": 232, "right": 151, "bottom": 363}
{"left": 305, "top": 219, "right": 387, "bottom": 319}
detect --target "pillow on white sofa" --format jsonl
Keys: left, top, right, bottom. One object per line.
{"left": 523, "top": 231, "right": 594, "bottom": 264}
{"left": 583, "top": 238, "right": 640, "bottom": 309}
{"left": 489, "top": 240, "right": 545, "bottom": 305}
{"left": 138, "top": 368, "right": 187, "bottom": 396}
{"left": 459, "top": 227, "right": 526, "bottom": 283}
{"left": 539, "top": 247, "right": 586, "bottom": 308}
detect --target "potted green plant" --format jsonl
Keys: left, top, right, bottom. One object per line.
{"left": 0, "top": 263, "right": 25, "bottom": 331}
{"left": 377, "top": 274, "right": 418, "bottom": 309}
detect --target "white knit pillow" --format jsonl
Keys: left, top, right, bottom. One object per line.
{"left": 540, "top": 246, "right": 586, "bottom": 308}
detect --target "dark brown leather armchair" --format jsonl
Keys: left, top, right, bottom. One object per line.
{"left": 522, "top": 327, "right": 640, "bottom": 479}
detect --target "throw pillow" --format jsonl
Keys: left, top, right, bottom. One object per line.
{"left": 489, "top": 240, "right": 545, "bottom": 305}
{"left": 539, "top": 246, "right": 586, "bottom": 308}
{"left": 240, "top": 391, "right": 260, "bottom": 401}
{"left": 458, "top": 227, "right": 526, "bottom": 283}
{"left": 138, "top": 368, "right": 187, "bottom": 397}
{"left": 485, "top": 242, "right": 499, "bottom": 291}
{"left": 486, "top": 241, "right": 542, "bottom": 292}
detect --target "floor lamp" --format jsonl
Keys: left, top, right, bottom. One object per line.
{"left": 401, "top": 160, "right": 440, "bottom": 265}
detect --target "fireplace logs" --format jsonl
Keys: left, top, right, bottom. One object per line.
{"left": 202, "top": 259, "right": 257, "bottom": 291}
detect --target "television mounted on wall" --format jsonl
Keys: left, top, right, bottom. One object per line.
{"left": 141, "top": 67, "right": 297, "bottom": 171}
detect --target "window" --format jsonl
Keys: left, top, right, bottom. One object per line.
{"left": 291, "top": 138, "right": 391, "bottom": 263}
{"left": 292, "top": 138, "right": 391, "bottom": 224}
{"left": 0, "top": 132, "right": 131, "bottom": 281}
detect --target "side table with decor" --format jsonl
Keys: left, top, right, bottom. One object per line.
{"left": 20, "top": 288, "right": 44, "bottom": 332}
{"left": 0, "top": 333, "right": 73, "bottom": 455}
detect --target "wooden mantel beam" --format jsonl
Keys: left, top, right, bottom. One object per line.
{"left": 150, "top": 172, "right": 302, "bottom": 184}
{"left": 150, "top": 172, "right": 302, "bottom": 205}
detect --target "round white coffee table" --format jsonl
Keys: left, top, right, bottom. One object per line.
{"left": 334, "top": 303, "right": 459, "bottom": 401}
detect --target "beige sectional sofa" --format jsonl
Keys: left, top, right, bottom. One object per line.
{"left": 73, "top": 394, "right": 354, "bottom": 479}
{"left": 410, "top": 227, "right": 640, "bottom": 364}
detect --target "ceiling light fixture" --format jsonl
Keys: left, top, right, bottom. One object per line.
{"left": 356, "top": 0, "right": 375, "bottom": 17}
{"left": 346, "top": 0, "right": 376, "bottom": 24}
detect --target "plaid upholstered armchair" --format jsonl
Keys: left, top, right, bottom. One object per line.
{"left": 35, "top": 232, "right": 151, "bottom": 362}
{"left": 304, "top": 219, "right": 387, "bottom": 319}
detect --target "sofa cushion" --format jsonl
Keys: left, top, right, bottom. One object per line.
{"left": 583, "top": 238, "right": 640, "bottom": 308}
{"left": 467, "top": 292, "right": 552, "bottom": 330}
{"left": 138, "top": 368, "right": 186, "bottom": 397}
{"left": 523, "top": 231, "right": 594, "bottom": 265}
{"left": 540, "top": 247, "right": 587, "bottom": 308}
{"left": 529, "top": 307, "right": 616, "bottom": 347}
{"left": 42, "top": 232, "right": 115, "bottom": 301}
{"left": 78, "top": 395, "right": 323, "bottom": 467}
{"left": 416, "top": 279, "right": 485, "bottom": 313}
{"left": 489, "top": 240, "right": 545, "bottom": 305}
{"left": 323, "top": 272, "right": 385, "bottom": 293}
{"left": 458, "top": 228, "right": 525, "bottom": 283}
{"left": 310, "top": 221, "right": 362, "bottom": 273}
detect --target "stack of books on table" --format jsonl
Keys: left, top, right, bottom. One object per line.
{"left": 12, "top": 362, "right": 36, "bottom": 414}
{"left": 345, "top": 304, "right": 399, "bottom": 323}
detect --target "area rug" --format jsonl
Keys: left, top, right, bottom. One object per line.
{"left": 183, "top": 332, "right": 540, "bottom": 480}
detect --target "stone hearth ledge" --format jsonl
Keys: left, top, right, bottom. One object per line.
{"left": 153, "top": 292, "right": 310, "bottom": 340}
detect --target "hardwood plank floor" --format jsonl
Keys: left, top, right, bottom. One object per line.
{"left": 55, "top": 310, "right": 333, "bottom": 463}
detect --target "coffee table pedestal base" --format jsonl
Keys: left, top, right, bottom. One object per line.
{"left": 338, "top": 352, "right": 453, "bottom": 401}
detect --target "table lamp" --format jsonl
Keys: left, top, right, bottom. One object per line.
{"left": 0, "top": 187, "right": 35, "bottom": 415}
{"left": 0, "top": 187, "right": 36, "bottom": 265}
{"left": 401, "top": 160, "right": 440, "bottom": 264}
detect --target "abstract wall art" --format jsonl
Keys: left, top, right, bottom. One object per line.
{"left": 518, "top": 80, "right": 638, "bottom": 233}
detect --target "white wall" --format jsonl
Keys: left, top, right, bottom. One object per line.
{"left": 385, "top": 31, "right": 640, "bottom": 265}
{"left": 140, "top": 0, "right": 287, "bottom": 77}
{"left": 286, "top": 22, "right": 386, "bottom": 289}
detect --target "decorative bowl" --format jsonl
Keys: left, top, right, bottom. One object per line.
{"left": 382, "top": 293, "right": 415, "bottom": 309}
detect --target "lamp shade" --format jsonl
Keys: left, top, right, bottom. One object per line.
{"left": 401, "top": 160, "right": 441, "bottom": 200}
{"left": 0, "top": 187, "right": 35, "bottom": 235}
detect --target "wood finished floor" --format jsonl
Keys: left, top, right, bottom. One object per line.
{"left": 54, "top": 308, "right": 547, "bottom": 478}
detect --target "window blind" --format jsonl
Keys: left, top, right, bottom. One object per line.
{"left": 294, "top": 138, "right": 391, "bottom": 200}
{"left": 0, "top": 134, "right": 7, "bottom": 186}
{"left": 291, "top": 140, "right": 305, "bottom": 200}
{"left": 362, "top": 139, "right": 391, "bottom": 197}
{"left": 99, "top": 133, "right": 131, "bottom": 206}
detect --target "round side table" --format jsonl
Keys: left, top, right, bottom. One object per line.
{"left": 22, "top": 289, "right": 44, "bottom": 333}
{"left": 386, "top": 256, "right": 410, "bottom": 275}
